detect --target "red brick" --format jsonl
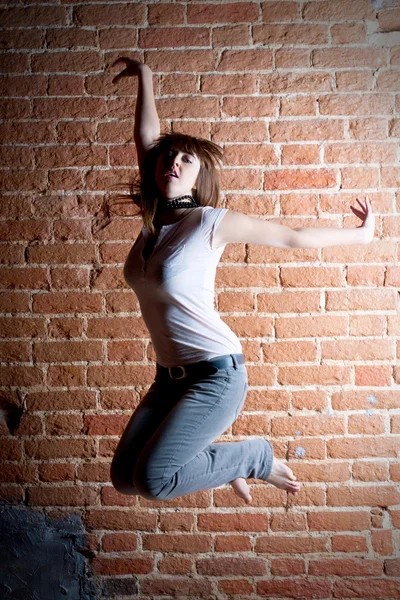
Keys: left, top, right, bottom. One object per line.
{"left": 188, "top": 3, "right": 259, "bottom": 24}
{"left": 32, "top": 97, "right": 106, "bottom": 120}
{"left": 139, "top": 27, "right": 209, "bottom": 48}
{"left": 349, "top": 118, "right": 388, "bottom": 140}
{"left": 257, "top": 579, "right": 331, "bottom": 598}
{"left": 303, "top": 0, "right": 374, "bottom": 21}
{"left": 275, "top": 49, "right": 311, "bottom": 69}
{"left": 376, "top": 69, "right": 400, "bottom": 91}
{"left": 87, "top": 365, "right": 155, "bottom": 387}
{"left": 0, "top": 98, "right": 30, "bottom": 120}
{"left": 256, "top": 534, "right": 328, "bottom": 554}
{"left": 148, "top": 3, "right": 185, "bottom": 25}
{"left": 1, "top": 5, "right": 67, "bottom": 27}
{"left": 379, "top": 8, "right": 400, "bottom": 32}
{"left": 99, "top": 28, "right": 138, "bottom": 50}
{"left": 0, "top": 29, "right": 43, "bottom": 51}
{"left": 157, "top": 97, "right": 219, "bottom": 119}
{"left": 145, "top": 50, "right": 217, "bottom": 73}
{"left": 92, "top": 556, "right": 153, "bottom": 576}
{"left": 218, "top": 49, "right": 273, "bottom": 71}
{"left": 212, "top": 24, "right": 250, "bottom": 47}
{"left": 271, "top": 558, "right": 306, "bottom": 576}
{"left": 272, "top": 415, "right": 344, "bottom": 437}
{"left": 341, "top": 166, "right": 379, "bottom": 189}
{"left": 74, "top": 4, "right": 145, "bottom": 26}
{"left": 336, "top": 70, "right": 375, "bottom": 92}
{"left": 33, "top": 341, "right": 103, "bottom": 363}
{"left": 38, "top": 463, "right": 74, "bottom": 483}
{"left": 0, "top": 365, "right": 43, "bottom": 387}
{"left": 47, "top": 27, "right": 96, "bottom": 50}
{"left": 391, "top": 47, "right": 400, "bottom": 65}
{"left": 0, "top": 341, "right": 30, "bottom": 363}
{"left": 319, "top": 94, "right": 393, "bottom": 116}
{"left": 261, "top": 2, "right": 300, "bottom": 22}
{"left": 33, "top": 292, "right": 102, "bottom": 314}
{"left": 0, "top": 457, "right": 37, "bottom": 484}
{"left": 141, "top": 577, "right": 211, "bottom": 598}
{"left": 85, "top": 508, "right": 157, "bottom": 531}
{"left": 27, "top": 390, "right": 96, "bottom": 411}
{"left": 309, "top": 558, "right": 382, "bottom": 576}
{"left": 32, "top": 51, "right": 101, "bottom": 74}
{"left": 218, "top": 579, "right": 254, "bottom": 595}
{"left": 222, "top": 96, "right": 276, "bottom": 118}
{"left": 264, "top": 168, "right": 337, "bottom": 190}
{"left": 389, "top": 118, "right": 400, "bottom": 137}
{"left": 27, "top": 244, "right": 95, "bottom": 264}
{"left": 270, "top": 119, "right": 344, "bottom": 142}
{"left": 260, "top": 72, "right": 333, "bottom": 93}
{"left": 332, "top": 534, "right": 368, "bottom": 553}
{"left": 382, "top": 166, "right": 400, "bottom": 188}
{"left": 87, "top": 317, "right": 149, "bottom": 339}
{"left": 253, "top": 23, "right": 328, "bottom": 45}
{"left": 0, "top": 220, "right": 50, "bottom": 241}
{"left": 0, "top": 267, "right": 48, "bottom": 290}
{"left": 223, "top": 144, "right": 277, "bottom": 166}
{"left": 211, "top": 121, "right": 266, "bottom": 142}
{"left": 348, "top": 414, "right": 385, "bottom": 435}
{"left": 372, "top": 529, "right": 394, "bottom": 556}
{"left": 281, "top": 144, "right": 320, "bottom": 165}
{"left": 330, "top": 23, "right": 367, "bottom": 44}
{"left": 45, "top": 414, "right": 83, "bottom": 436}
{"left": 313, "top": 47, "right": 385, "bottom": 69}
{"left": 220, "top": 168, "right": 262, "bottom": 190}
{"left": 324, "top": 142, "right": 397, "bottom": 164}
{"left": 327, "top": 436, "right": 398, "bottom": 460}
{"left": 201, "top": 74, "right": 256, "bottom": 95}
{"left": 198, "top": 512, "right": 268, "bottom": 532}
{"left": 278, "top": 365, "right": 350, "bottom": 385}
{"left": 48, "top": 318, "right": 84, "bottom": 339}
{"left": 279, "top": 96, "right": 316, "bottom": 116}
{"left": 47, "top": 365, "right": 85, "bottom": 387}
{"left": 102, "top": 532, "right": 138, "bottom": 552}
{"left": 143, "top": 533, "right": 211, "bottom": 554}
{"left": 25, "top": 438, "right": 95, "bottom": 460}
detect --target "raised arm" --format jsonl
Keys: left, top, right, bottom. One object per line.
{"left": 112, "top": 58, "right": 160, "bottom": 175}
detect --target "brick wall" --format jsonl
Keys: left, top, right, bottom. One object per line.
{"left": 1, "top": 1, "right": 400, "bottom": 598}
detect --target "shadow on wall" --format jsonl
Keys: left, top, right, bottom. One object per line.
{"left": 0, "top": 506, "right": 107, "bottom": 599}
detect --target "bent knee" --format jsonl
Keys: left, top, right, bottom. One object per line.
{"left": 132, "top": 464, "right": 170, "bottom": 501}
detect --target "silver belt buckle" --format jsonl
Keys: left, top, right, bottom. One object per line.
{"left": 168, "top": 365, "right": 187, "bottom": 380}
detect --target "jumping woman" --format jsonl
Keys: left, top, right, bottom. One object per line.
{"left": 109, "top": 58, "right": 374, "bottom": 504}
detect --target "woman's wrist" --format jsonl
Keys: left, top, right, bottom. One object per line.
{"left": 138, "top": 63, "right": 152, "bottom": 77}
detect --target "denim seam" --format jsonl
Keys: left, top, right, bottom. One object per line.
{"left": 160, "top": 375, "right": 231, "bottom": 484}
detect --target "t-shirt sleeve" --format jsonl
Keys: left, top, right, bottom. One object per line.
{"left": 200, "top": 206, "right": 228, "bottom": 251}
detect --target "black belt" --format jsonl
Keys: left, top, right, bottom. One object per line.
{"left": 156, "top": 353, "right": 245, "bottom": 380}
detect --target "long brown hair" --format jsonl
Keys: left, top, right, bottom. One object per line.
{"left": 126, "top": 132, "right": 224, "bottom": 235}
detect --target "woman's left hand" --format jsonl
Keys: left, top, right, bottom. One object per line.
{"left": 350, "top": 196, "right": 375, "bottom": 243}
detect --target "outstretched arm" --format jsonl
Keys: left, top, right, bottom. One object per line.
{"left": 112, "top": 58, "right": 160, "bottom": 174}
{"left": 215, "top": 197, "right": 375, "bottom": 249}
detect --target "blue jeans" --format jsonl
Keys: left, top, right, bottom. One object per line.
{"left": 110, "top": 354, "right": 274, "bottom": 501}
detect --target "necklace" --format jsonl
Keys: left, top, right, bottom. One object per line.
{"left": 161, "top": 195, "right": 199, "bottom": 209}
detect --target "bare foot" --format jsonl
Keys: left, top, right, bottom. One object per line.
{"left": 229, "top": 477, "right": 252, "bottom": 503}
{"left": 266, "top": 458, "right": 301, "bottom": 494}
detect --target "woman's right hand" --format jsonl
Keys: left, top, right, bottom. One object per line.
{"left": 111, "top": 58, "right": 151, "bottom": 84}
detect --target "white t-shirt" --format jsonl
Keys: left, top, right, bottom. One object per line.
{"left": 123, "top": 205, "right": 242, "bottom": 368}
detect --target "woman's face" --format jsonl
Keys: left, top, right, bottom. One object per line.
{"left": 155, "top": 147, "right": 201, "bottom": 199}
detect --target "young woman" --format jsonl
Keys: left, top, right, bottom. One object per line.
{"left": 109, "top": 58, "right": 375, "bottom": 504}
